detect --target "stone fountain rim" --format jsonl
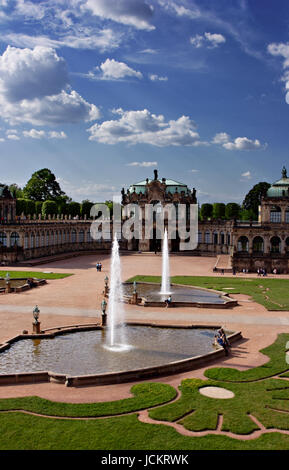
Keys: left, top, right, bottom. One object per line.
{"left": 0, "top": 323, "right": 242, "bottom": 388}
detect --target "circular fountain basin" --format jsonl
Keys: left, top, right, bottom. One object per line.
{"left": 0, "top": 325, "right": 241, "bottom": 387}
{"left": 123, "top": 282, "right": 237, "bottom": 308}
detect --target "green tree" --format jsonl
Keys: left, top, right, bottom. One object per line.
{"left": 16, "top": 198, "right": 27, "bottom": 216}
{"left": 225, "top": 202, "right": 241, "bottom": 220}
{"left": 35, "top": 201, "right": 43, "bottom": 216}
{"left": 81, "top": 200, "right": 94, "bottom": 218}
{"left": 9, "top": 184, "right": 23, "bottom": 198}
{"left": 25, "top": 199, "right": 36, "bottom": 216}
{"left": 42, "top": 200, "right": 58, "bottom": 218}
{"left": 200, "top": 203, "right": 213, "bottom": 220}
{"left": 66, "top": 201, "right": 81, "bottom": 217}
{"left": 212, "top": 203, "right": 226, "bottom": 219}
{"left": 23, "top": 168, "right": 66, "bottom": 201}
{"left": 242, "top": 182, "right": 270, "bottom": 218}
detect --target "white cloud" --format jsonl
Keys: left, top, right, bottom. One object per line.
{"left": 48, "top": 131, "right": 67, "bottom": 139}
{"left": 14, "top": 0, "right": 46, "bottom": 20}
{"left": 0, "top": 46, "right": 100, "bottom": 126}
{"left": 58, "top": 177, "right": 117, "bottom": 201}
{"left": 149, "top": 73, "right": 168, "bottom": 81}
{"left": 23, "top": 129, "right": 67, "bottom": 139}
{"left": 89, "top": 58, "right": 143, "bottom": 80}
{"left": 213, "top": 132, "right": 266, "bottom": 151}
{"left": 158, "top": 0, "right": 201, "bottom": 19}
{"left": 7, "top": 133, "right": 20, "bottom": 141}
{"left": 87, "top": 108, "right": 205, "bottom": 147}
{"left": 268, "top": 41, "right": 289, "bottom": 105}
{"left": 241, "top": 171, "right": 252, "bottom": 179}
{"left": 212, "top": 132, "right": 230, "bottom": 144}
{"left": 127, "top": 161, "right": 158, "bottom": 167}
{"left": 223, "top": 137, "right": 264, "bottom": 151}
{"left": 83, "top": 0, "right": 155, "bottom": 30}
{"left": 3, "top": 29, "right": 122, "bottom": 52}
{"left": 190, "top": 169, "right": 199, "bottom": 173}
{"left": 190, "top": 32, "right": 226, "bottom": 49}
{"left": 0, "top": 46, "right": 68, "bottom": 102}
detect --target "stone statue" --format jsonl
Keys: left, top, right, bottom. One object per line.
{"left": 282, "top": 166, "right": 287, "bottom": 178}
{"left": 154, "top": 169, "right": 158, "bottom": 180}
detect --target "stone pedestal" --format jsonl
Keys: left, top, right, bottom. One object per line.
{"left": 5, "top": 282, "right": 12, "bottom": 294}
{"left": 101, "top": 313, "right": 107, "bottom": 327}
{"left": 33, "top": 322, "right": 41, "bottom": 334}
{"left": 131, "top": 292, "right": 139, "bottom": 305}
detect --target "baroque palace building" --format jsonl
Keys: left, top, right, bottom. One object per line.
{"left": 1, "top": 168, "right": 289, "bottom": 273}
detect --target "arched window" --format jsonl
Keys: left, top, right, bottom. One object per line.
{"left": 0, "top": 232, "right": 7, "bottom": 247}
{"left": 270, "top": 236, "right": 281, "bottom": 253}
{"left": 72, "top": 229, "right": 77, "bottom": 243}
{"left": 220, "top": 232, "right": 225, "bottom": 245}
{"left": 227, "top": 233, "right": 231, "bottom": 245}
{"left": 285, "top": 208, "right": 289, "bottom": 223}
{"left": 270, "top": 206, "right": 281, "bottom": 223}
{"left": 237, "top": 236, "right": 249, "bottom": 252}
{"left": 213, "top": 231, "right": 218, "bottom": 244}
{"left": 46, "top": 231, "right": 50, "bottom": 246}
{"left": 198, "top": 231, "right": 202, "bottom": 243}
{"left": 31, "top": 233, "right": 35, "bottom": 249}
{"left": 205, "top": 231, "right": 211, "bottom": 244}
{"left": 252, "top": 236, "right": 264, "bottom": 253}
{"left": 24, "top": 233, "right": 29, "bottom": 249}
{"left": 79, "top": 230, "right": 84, "bottom": 242}
{"left": 35, "top": 232, "right": 40, "bottom": 248}
{"left": 11, "top": 232, "right": 20, "bottom": 246}
{"left": 41, "top": 231, "right": 45, "bottom": 247}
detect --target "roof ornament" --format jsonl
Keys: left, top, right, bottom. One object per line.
{"left": 282, "top": 166, "right": 287, "bottom": 178}
{"left": 154, "top": 169, "right": 158, "bottom": 180}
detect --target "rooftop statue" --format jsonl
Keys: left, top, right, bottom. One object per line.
{"left": 282, "top": 166, "right": 287, "bottom": 178}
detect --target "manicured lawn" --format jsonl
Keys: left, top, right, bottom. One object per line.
{"left": 0, "top": 334, "right": 289, "bottom": 449}
{"left": 127, "top": 275, "right": 289, "bottom": 310}
{"left": 0, "top": 271, "right": 73, "bottom": 280}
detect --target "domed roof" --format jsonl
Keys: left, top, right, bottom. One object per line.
{"left": 266, "top": 167, "right": 289, "bottom": 198}
{"left": 129, "top": 178, "right": 190, "bottom": 195}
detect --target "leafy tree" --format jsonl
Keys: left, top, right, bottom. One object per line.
{"left": 239, "top": 208, "right": 257, "bottom": 221}
{"left": 200, "top": 203, "right": 213, "bottom": 220}
{"left": 81, "top": 200, "right": 94, "bottom": 218}
{"left": 225, "top": 202, "right": 241, "bottom": 220}
{"left": 9, "top": 184, "right": 23, "bottom": 198}
{"left": 35, "top": 201, "right": 43, "bottom": 216}
{"left": 26, "top": 200, "right": 36, "bottom": 216}
{"left": 42, "top": 200, "right": 58, "bottom": 218}
{"left": 242, "top": 182, "right": 270, "bottom": 218}
{"left": 66, "top": 201, "right": 81, "bottom": 217}
{"left": 212, "top": 203, "right": 226, "bottom": 219}
{"left": 16, "top": 198, "right": 27, "bottom": 216}
{"left": 23, "top": 168, "right": 66, "bottom": 201}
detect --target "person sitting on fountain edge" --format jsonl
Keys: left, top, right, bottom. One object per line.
{"left": 165, "top": 295, "right": 172, "bottom": 308}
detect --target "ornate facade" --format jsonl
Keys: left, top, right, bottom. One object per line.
{"left": 1, "top": 168, "right": 289, "bottom": 273}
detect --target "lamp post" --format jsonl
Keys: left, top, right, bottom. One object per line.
{"left": 104, "top": 275, "right": 109, "bottom": 297}
{"left": 132, "top": 281, "right": 138, "bottom": 305}
{"left": 32, "top": 305, "right": 41, "bottom": 334}
{"left": 101, "top": 298, "right": 107, "bottom": 327}
{"left": 5, "top": 272, "right": 11, "bottom": 294}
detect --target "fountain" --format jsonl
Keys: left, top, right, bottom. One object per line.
{"left": 160, "top": 229, "right": 171, "bottom": 295}
{"left": 105, "top": 233, "right": 131, "bottom": 352}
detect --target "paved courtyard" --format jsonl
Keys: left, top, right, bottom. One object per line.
{"left": 0, "top": 253, "right": 289, "bottom": 403}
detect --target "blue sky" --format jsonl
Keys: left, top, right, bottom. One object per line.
{"left": 0, "top": 0, "right": 289, "bottom": 204}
